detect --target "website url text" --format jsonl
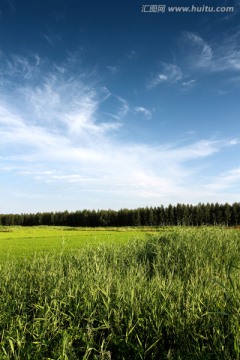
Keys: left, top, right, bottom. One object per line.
{"left": 141, "top": 4, "right": 234, "bottom": 13}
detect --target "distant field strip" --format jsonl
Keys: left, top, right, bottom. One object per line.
{"left": 0, "top": 226, "right": 157, "bottom": 258}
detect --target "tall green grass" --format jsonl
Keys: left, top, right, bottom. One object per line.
{"left": 0, "top": 227, "right": 240, "bottom": 359}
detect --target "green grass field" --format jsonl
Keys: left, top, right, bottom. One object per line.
{"left": 0, "top": 226, "right": 240, "bottom": 359}
{"left": 0, "top": 226, "right": 157, "bottom": 259}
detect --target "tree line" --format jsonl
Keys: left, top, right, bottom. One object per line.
{"left": 1, "top": 202, "right": 240, "bottom": 227}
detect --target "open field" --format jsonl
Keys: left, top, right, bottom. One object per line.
{"left": 0, "top": 226, "right": 240, "bottom": 359}
{"left": 0, "top": 226, "right": 158, "bottom": 259}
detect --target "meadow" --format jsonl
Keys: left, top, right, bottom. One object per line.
{"left": 0, "top": 226, "right": 151, "bottom": 259}
{"left": 0, "top": 226, "right": 240, "bottom": 359}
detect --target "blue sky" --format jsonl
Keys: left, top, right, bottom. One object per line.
{"left": 0, "top": 0, "right": 240, "bottom": 213}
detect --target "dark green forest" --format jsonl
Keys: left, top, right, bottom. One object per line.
{"left": 1, "top": 202, "right": 240, "bottom": 227}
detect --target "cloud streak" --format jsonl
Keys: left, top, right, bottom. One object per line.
{"left": 146, "top": 62, "right": 182, "bottom": 89}
{"left": 182, "top": 29, "right": 240, "bottom": 73}
{"left": 183, "top": 32, "right": 213, "bottom": 68}
{"left": 134, "top": 106, "right": 152, "bottom": 119}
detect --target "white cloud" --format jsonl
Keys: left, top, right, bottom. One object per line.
{"left": 0, "top": 105, "right": 24, "bottom": 127}
{"left": 102, "top": 94, "right": 129, "bottom": 120}
{"left": 115, "top": 95, "right": 129, "bottom": 118}
{"left": 1, "top": 52, "right": 240, "bottom": 211}
{"left": 206, "top": 28, "right": 240, "bottom": 72}
{"left": 228, "top": 139, "right": 240, "bottom": 145}
{"left": 182, "top": 79, "right": 196, "bottom": 87}
{"left": 0, "top": 54, "right": 40, "bottom": 81}
{"left": 183, "top": 32, "right": 213, "bottom": 68}
{"left": 134, "top": 106, "right": 152, "bottom": 119}
{"left": 147, "top": 62, "right": 182, "bottom": 88}
{"left": 203, "top": 167, "right": 240, "bottom": 192}
{"left": 182, "top": 30, "right": 240, "bottom": 73}
{"left": 1, "top": 104, "right": 239, "bottom": 210}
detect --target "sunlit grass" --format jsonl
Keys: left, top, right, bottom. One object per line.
{"left": 0, "top": 226, "right": 150, "bottom": 259}
{"left": 0, "top": 227, "right": 240, "bottom": 359}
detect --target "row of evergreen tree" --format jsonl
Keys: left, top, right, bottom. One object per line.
{"left": 1, "top": 202, "right": 240, "bottom": 227}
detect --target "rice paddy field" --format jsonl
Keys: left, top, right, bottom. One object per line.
{"left": 0, "top": 226, "right": 150, "bottom": 259}
{"left": 0, "top": 226, "right": 240, "bottom": 359}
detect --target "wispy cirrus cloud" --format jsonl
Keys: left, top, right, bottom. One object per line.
{"left": 115, "top": 95, "right": 129, "bottom": 118}
{"left": 99, "top": 93, "right": 129, "bottom": 121}
{"left": 0, "top": 53, "right": 40, "bottom": 82}
{"left": 146, "top": 62, "right": 182, "bottom": 89}
{"left": 146, "top": 29, "right": 240, "bottom": 92}
{"left": 1, "top": 92, "right": 237, "bottom": 196}
{"left": 134, "top": 106, "right": 152, "bottom": 119}
{"left": 182, "top": 29, "right": 240, "bottom": 73}
{"left": 182, "top": 32, "right": 213, "bottom": 68}
{"left": 203, "top": 167, "right": 240, "bottom": 192}
{"left": 182, "top": 79, "right": 196, "bottom": 88}
{"left": 214, "top": 28, "right": 240, "bottom": 71}
{"left": 1, "top": 51, "right": 240, "bottom": 211}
